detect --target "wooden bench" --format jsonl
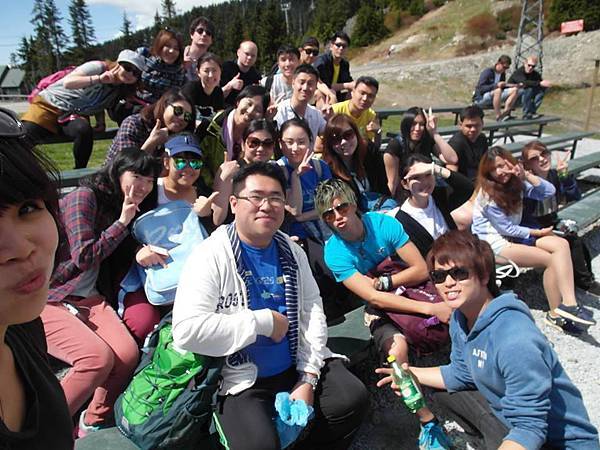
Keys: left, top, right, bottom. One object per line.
{"left": 59, "top": 167, "right": 100, "bottom": 189}
{"left": 503, "top": 131, "right": 595, "bottom": 157}
{"left": 376, "top": 105, "right": 465, "bottom": 127}
{"left": 557, "top": 186, "right": 600, "bottom": 235}
{"left": 566, "top": 152, "right": 600, "bottom": 177}
{"left": 40, "top": 127, "right": 118, "bottom": 145}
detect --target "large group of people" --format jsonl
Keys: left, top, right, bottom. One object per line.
{"left": 1, "top": 14, "right": 599, "bottom": 450}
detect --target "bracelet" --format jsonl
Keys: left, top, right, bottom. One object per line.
{"left": 377, "top": 275, "right": 393, "bottom": 292}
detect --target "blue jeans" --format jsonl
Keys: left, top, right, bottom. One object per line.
{"left": 521, "top": 86, "right": 546, "bottom": 115}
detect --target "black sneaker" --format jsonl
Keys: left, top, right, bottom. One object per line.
{"left": 545, "top": 313, "right": 584, "bottom": 335}
{"left": 581, "top": 281, "right": 600, "bottom": 297}
{"left": 554, "top": 304, "right": 596, "bottom": 326}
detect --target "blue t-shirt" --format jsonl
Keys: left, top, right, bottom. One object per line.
{"left": 239, "top": 240, "right": 292, "bottom": 377}
{"left": 278, "top": 157, "right": 332, "bottom": 238}
{"left": 324, "top": 212, "right": 410, "bottom": 282}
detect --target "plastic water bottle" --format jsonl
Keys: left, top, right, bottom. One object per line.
{"left": 387, "top": 355, "right": 425, "bottom": 413}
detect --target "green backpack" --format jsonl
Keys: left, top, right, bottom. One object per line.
{"left": 114, "top": 313, "right": 224, "bottom": 450}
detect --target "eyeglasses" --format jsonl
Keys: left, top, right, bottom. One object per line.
{"left": 169, "top": 104, "right": 194, "bottom": 122}
{"left": 429, "top": 266, "right": 470, "bottom": 284}
{"left": 246, "top": 137, "right": 275, "bottom": 149}
{"left": 236, "top": 195, "right": 285, "bottom": 208}
{"left": 195, "top": 27, "right": 213, "bottom": 37}
{"left": 173, "top": 157, "right": 203, "bottom": 170}
{"left": 119, "top": 62, "right": 141, "bottom": 78}
{"left": 303, "top": 48, "right": 319, "bottom": 56}
{"left": 331, "top": 129, "right": 355, "bottom": 145}
{"left": 321, "top": 202, "right": 351, "bottom": 223}
{"left": 333, "top": 41, "right": 347, "bottom": 49}
{"left": 0, "top": 107, "right": 25, "bottom": 138}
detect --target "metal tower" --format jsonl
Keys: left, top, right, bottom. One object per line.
{"left": 514, "top": 0, "right": 544, "bottom": 73}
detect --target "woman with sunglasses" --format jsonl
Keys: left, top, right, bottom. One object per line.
{"left": 0, "top": 108, "right": 73, "bottom": 449}
{"left": 182, "top": 52, "right": 224, "bottom": 122}
{"left": 377, "top": 230, "right": 599, "bottom": 450}
{"left": 138, "top": 28, "right": 186, "bottom": 104}
{"left": 121, "top": 134, "right": 215, "bottom": 344}
{"left": 41, "top": 148, "right": 161, "bottom": 437}
{"left": 383, "top": 107, "right": 458, "bottom": 198}
{"left": 521, "top": 141, "right": 600, "bottom": 304}
{"left": 392, "top": 153, "right": 473, "bottom": 257}
{"left": 322, "top": 113, "right": 393, "bottom": 212}
{"left": 472, "top": 147, "right": 595, "bottom": 330}
{"left": 105, "top": 88, "right": 195, "bottom": 164}
{"left": 212, "top": 119, "right": 282, "bottom": 225}
{"left": 22, "top": 49, "right": 146, "bottom": 169}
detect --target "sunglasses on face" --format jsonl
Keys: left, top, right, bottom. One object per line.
{"left": 173, "top": 157, "right": 203, "bottom": 170}
{"left": 303, "top": 48, "right": 319, "bottom": 56}
{"left": 429, "top": 266, "right": 470, "bottom": 284}
{"left": 527, "top": 150, "right": 551, "bottom": 163}
{"left": 169, "top": 104, "right": 193, "bottom": 122}
{"left": 331, "top": 129, "right": 355, "bottom": 145}
{"left": 526, "top": 64, "right": 536, "bottom": 68}
{"left": 333, "top": 41, "right": 347, "bottom": 49}
{"left": 321, "top": 202, "right": 351, "bottom": 223}
{"left": 119, "top": 62, "right": 141, "bottom": 78}
{"left": 195, "top": 27, "right": 213, "bottom": 37}
{"left": 246, "top": 137, "right": 275, "bottom": 149}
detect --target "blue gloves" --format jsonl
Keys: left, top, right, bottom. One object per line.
{"left": 274, "top": 391, "right": 314, "bottom": 448}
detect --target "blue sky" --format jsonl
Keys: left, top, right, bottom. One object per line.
{"left": 0, "top": 0, "right": 224, "bottom": 65}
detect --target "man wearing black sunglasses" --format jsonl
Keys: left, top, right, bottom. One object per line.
{"left": 183, "top": 16, "right": 214, "bottom": 81}
{"left": 313, "top": 31, "right": 354, "bottom": 103}
{"left": 507, "top": 55, "right": 553, "bottom": 120}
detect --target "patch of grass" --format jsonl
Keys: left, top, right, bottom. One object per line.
{"left": 40, "top": 140, "right": 110, "bottom": 171}
{"left": 464, "top": 12, "right": 499, "bottom": 38}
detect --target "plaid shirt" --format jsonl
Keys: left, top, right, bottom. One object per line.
{"left": 139, "top": 56, "right": 186, "bottom": 103}
{"left": 105, "top": 113, "right": 153, "bottom": 164}
{"left": 49, "top": 187, "right": 129, "bottom": 303}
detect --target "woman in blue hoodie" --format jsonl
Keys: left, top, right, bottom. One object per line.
{"left": 377, "top": 230, "right": 599, "bottom": 450}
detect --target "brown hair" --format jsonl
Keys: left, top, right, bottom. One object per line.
{"left": 521, "top": 140, "right": 549, "bottom": 170}
{"left": 140, "top": 88, "right": 194, "bottom": 132}
{"left": 150, "top": 29, "right": 184, "bottom": 65}
{"left": 322, "top": 113, "right": 367, "bottom": 182}
{"left": 476, "top": 146, "right": 523, "bottom": 215}
{"left": 427, "top": 230, "right": 499, "bottom": 296}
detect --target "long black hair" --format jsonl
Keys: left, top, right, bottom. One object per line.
{"left": 80, "top": 147, "right": 162, "bottom": 220}
{"left": 400, "top": 107, "right": 434, "bottom": 156}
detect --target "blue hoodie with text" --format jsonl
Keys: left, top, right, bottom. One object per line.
{"left": 440, "top": 292, "right": 599, "bottom": 450}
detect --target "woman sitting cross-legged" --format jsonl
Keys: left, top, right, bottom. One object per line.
{"left": 471, "top": 147, "right": 596, "bottom": 329}
{"left": 391, "top": 154, "right": 474, "bottom": 257}
{"left": 42, "top": 148, "right": 161, "bottom": 437}
{"left": 377, "top": 230, "right": 600, "bottom": 450}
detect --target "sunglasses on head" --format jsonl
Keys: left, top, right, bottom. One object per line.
{"left": 246, "top": 137, "right": 275, "bottom": 149}
{"left": 321, "top": 202, "right": 351, "bottom": 223}
{"left": 173, "top": 157, "right": 203, "bottom": 170}
{"left": 169, "top": 104, "right": 194, "bottom": 122}
{"left": 195, "top": 27, "right": 213, "bottom": 37}
{"left": 119, "top": 62, "right": 141, "bottom": 77}
{"left": 0, "top": 107, "right": 25, "bottom": 138}
{"left": 429, "top": 266, "right": 470, "bottom": 284}
{"left": 331, "top": 129, "right": 355, "bottom": 145}
{"left": 303, "top": 48, "right": 319, "bottom": 56}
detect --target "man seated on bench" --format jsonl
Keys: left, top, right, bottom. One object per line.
{"left": 172, "top": 162, "right": 368, "bottom": 450}
{"left": 507, "top": 55, "right": 553, "bottom": 120}
{"left": 315, "top": 179, "right": 453, "bottom": 450}
{"left": 448, "top": 105, "right": 488, "bottom": 181}
{"left": 472, "top": 55, "right": 519, "bottom": 121}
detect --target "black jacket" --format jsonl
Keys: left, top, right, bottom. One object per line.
{"left": 473, "top": 67, "right": 505, "bottom": 100}
{"left": 507, "top": 66, "right": 542, "bottom": 88}
{"left": 313, "top": 52, "right": 353, "bottom": 101}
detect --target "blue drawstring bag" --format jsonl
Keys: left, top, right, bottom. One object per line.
{"left": 274, "top": 392, "right": 314, "bottom": 449}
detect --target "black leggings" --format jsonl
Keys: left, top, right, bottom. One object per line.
{"left": 215, "top": 359, "right": 369, "bottom": 450}
{"left": 23, "top": 119, "right": 94, "bottom": 169}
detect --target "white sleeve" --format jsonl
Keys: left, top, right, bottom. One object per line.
{"left": 172, "top": 241, "right": 274, "bottom": 356}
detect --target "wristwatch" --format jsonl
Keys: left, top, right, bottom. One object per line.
{"left": 298, "top": 373, "right": 318, "bottom": 391}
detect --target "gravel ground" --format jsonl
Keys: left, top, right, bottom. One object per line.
{"left": 349, "top": 139, "right": 600, "bottom": 449}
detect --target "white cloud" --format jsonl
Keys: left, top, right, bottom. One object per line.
{"left": 88, "top": 0, "right": 223, "bottom": 31}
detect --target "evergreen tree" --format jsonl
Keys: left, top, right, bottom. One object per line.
{"left": 310, "top": 0, "right": 351, "bottom": 42}
{"left": 44, "top": 0, "right": 69, "bottom": 69}
{"left": 153, "top": 10, "right": 162, "bottom": 35}
{"left": 121, "top": 12, "right": 133, "bottom": 48}
{"left": 69, "top": 0, "right": 96, "bottom": 49}
{"left": 254, "top": 0, "right": 286, "bottom": 71}
{"left": 353, "top": 3, "right": 389, "bottom": 46}
{"left": 30, "top": 0, "right": 55, "bottom": 75}
{"left": 162, "top": 0, "right": 177, "bottom": 26}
